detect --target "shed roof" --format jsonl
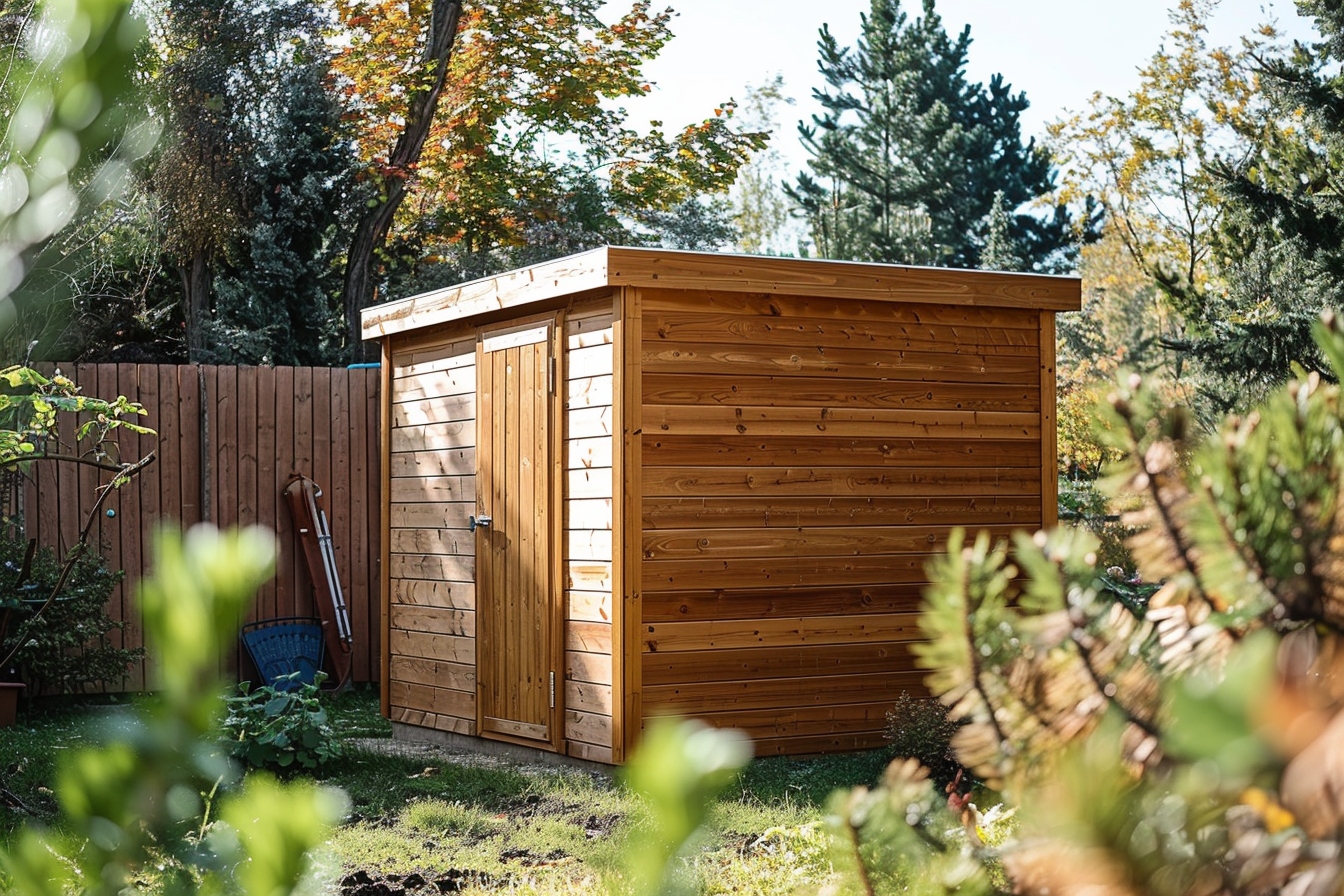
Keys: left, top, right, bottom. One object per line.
{"left": 360, "top": 246, "right": 1082, "bottom": 340}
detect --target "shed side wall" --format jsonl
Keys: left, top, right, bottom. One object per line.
{"left": 563, "top": 306, "right": 617, "bottom": 762}
{"left": 639, "top": 288, "right": 1046, "bottom": 755}
{"left": 387, "top": 335, "right": 480, "bottom": 735}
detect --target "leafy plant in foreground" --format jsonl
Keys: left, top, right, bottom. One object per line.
{"left": 827, "top": 312, "right": 1344, "bottom": 894}
{"left": 223, "top": 673, "right": 343, "bottom": 772}
{"left": 0, "top": 526, "right": 346, "bottom": 895}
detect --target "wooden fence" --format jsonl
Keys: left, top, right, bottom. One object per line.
{"left": 20, "top": 364, "right": 382, "bottom": 691}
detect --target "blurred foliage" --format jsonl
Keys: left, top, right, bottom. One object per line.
{"left": 223, "top": 674, "right": 344, "bottom": 773}
{"left": 0, "top": 525, "right": 346, "bottom": 895}
{"left": 0, "top": 532, "right": 140, "bottom": 695}
{"left": 824, "top": 312, "right": 1344, "bottom": 894}
{"left": 883, "top": 692, "right": 966, "bottom": 792}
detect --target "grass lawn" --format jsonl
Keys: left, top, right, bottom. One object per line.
{"left": 0, "top": 687, "right": 894, "bottom": 895}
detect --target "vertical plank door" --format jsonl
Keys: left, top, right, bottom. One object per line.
{"left": 475, "top": 318, "right": 558, "bottom": 746}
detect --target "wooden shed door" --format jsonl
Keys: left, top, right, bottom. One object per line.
{"left": 475, "top": 318, "right": 558, "bottom": 746}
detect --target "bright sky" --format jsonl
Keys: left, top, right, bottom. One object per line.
{"left": 613, "top": 0, "right": 1318, "bottom": 170}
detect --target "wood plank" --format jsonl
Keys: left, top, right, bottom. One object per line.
{"left": 389, "top": 680, "right": 475, "bottom": 721}
{"left": 565, "top": 680, "right": 613, "bottom": 716}
{"left": 641, "top": 374, "right": 1037, "bottom": 411}
{"left": 566, "top": 561, "right": 612, "bottom": 591}
{"left": 678, "top": 701, "right": 897, "bottom": 740}
{"left": 365, "top": 365, "right": 383, "bottom": 688}
{"left": 273, "top": 366, "right": 297, "bottom": 615}
{"left": 613, "top": 284, "right": 644, "bottom": 762}
{"left": 390, "top": 578, "right": 476, "bottom": 610}
{"left": 566, "top": 436, "right": 613, "bottom": 470}
{"left": 253, "top": 366, "right": 279, "bottom": 625}
{"left": 567, "top": 649, "right": 612, "bottom": 685}
{"left": 645, "top": 405, "right": 1040, "bottom": 440}
{"left": 390, "top": 475, "right": 475, "bottom": 503}
{"left": 391, "top": 502, "right": 473, "bottom": 529}
{"left": 568, "top": 589, "right": 612, "bottom": 622}
{"left": 389, "top": 552, "right": 474, "bottom": 581}
{"left": 566, "top": 741, "right": 613, "bottom": 763}
{"left": 391, "top": 420, "right": 474, "bottom": 452}
{"left": 568, "top": 343, "right": 615, "bottom": 378}
{"left": 565, "top": 620, "right": 612, "bottom": 654}
{"left": 642, "top": 304, "right": 1041, "bottom": 351}
{"left": 568, "top": 467, "right": 613, "bottom": 500}
{"left": 642, "top": 342, "right": 1042, "bottom": 384}
{"left": 643, "top": 669, "right": 927, "bottom": 714}
{"left": 566, "top": 498, "right": 613, "bottom": 531}
{"left": 564, "top": 709, "right": 613, "bottom": 747}
{"left": 394, "top": 366, "right": 476, "bottom": 402}
{"left": 745, "top": 730, "right": 894, "bottom": 757}
{"left": 643, "top": 465, "right": 1041, "bottom": 498}
{"left": 390, "top": 628, "right": 476, "bottom": 664}
{"left": 362, "top": 248, "right": 1077, "bottom": 340}
{"left": 380, "top": 347, "right": 394, "bottom": 712}
{"left": 642, "top": 640, "right": 919, "bottom": 685}
{"left": 641, "top": 524, "right": 1016, "bottom": 561}
{"left": 629, "top": 267, "right": 1078, "bottom": 314}
{"left": 567, "top": 374, "right": 613, "bottom": 409}
{"left": 569, "top": 405, "right": 613, "bottom": 439}
{"left": 390, "top": 605, "right": 475, "bottom": 637}
{"left": 642, "top": 583, "right": 928, "bottom": 623}
{"left": 389, "top": 706, "right": 474, "bottom": 737}
{"left": 642, "top": 434, "right": 1038, "bottom": 469}
{"left": 391, "top": 448, "right": 475, "bottom": 481}
{"left": 642, "top": 495, "right": 1042, "bottom": 530}
{"left": 1040, "top": 311, "right": 1058, "bottom": 530}
{"left": 390, "top": 528, "right": 472, "bottom": 556}
{"left": 566, "top": 311, "right": 615, "bottom": 349}
{"left": 643, "top": 554, "right": 936, "bottom": 591}
{"left": 392, "top": 395, "right": 475, "bottom": 427}
{"left": 390, "top": 656, "right": 476, "bottom": 692}
{"left": 644, "top": 612, "right": 924, "bottom": 653}
{"left": 567, "top": 528, "right": 612, "bottom": 562}
{"left": 392, "top": 339, "right": 475, "bottom": 377}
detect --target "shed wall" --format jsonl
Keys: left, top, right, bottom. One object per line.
{"left": 383, "top": 301, "right": 619, "bottom": 759}
{"left": 387, "top": 336, "right": 479, "bottom": 734}
{"left": 637, "top": 288, "right": 1047, "bottom": 755}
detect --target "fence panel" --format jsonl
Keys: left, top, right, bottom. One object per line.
{"left": 21, "top": 364, "right": 382, "bottom": 690}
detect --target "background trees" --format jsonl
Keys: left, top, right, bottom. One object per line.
{"left": 787, "top": 0, "right": 1078, "bottom": 272}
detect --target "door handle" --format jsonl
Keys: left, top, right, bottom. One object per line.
{"left": 469, "top": 514, "right": 492, "bottom": 532}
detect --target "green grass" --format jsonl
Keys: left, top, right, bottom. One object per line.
{"left": 1, "top": 688, "right": 896, "bottom": 894}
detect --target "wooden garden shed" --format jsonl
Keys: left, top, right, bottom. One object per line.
{"left": 361, "top": 246, "right": 1081, "bottom": 764}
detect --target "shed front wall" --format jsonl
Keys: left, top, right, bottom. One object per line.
{"left": 383, "top": 299, "right": 618, "bottom": 761}
{"left": 636, "top": 287, "right": 1049, "bottom": 756}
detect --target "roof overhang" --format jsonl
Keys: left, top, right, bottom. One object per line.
{"left": 360, "top": 246, "right": 1083, "bottom": 341}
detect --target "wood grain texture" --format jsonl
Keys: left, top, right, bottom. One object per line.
{"left": 641, "top": 640, "right": 918, "bottom": 685}
{"left": 642, "top": 435, "right": 1039, "bottom": 469}
{"left": 362, "top": 248, "right": 1080, "bottom": 339}
{"left": 644, "top": 405, "right": 1040, "bottom": 440}
{"left": 642, "top": 495, "right": 1042, "bottom": 530}
{"left": 641, "top": 584, "right": 928, "bottom": 624}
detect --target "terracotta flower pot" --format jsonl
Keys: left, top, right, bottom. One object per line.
{"left": 0, "top": 681, "right": 24, "bottom": 727}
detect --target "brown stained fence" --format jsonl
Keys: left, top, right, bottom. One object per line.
{"left": 21, "top": 364, "right": 382, "bottom": 691}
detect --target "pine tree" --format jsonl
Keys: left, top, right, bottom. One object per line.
{"left": 1195, "top": 3, "right": 1344, "bottom": 406}
{"left": 787, "top": 0, "right": 1076, "bottom": 271}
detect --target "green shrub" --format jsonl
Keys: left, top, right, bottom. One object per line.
{"left": 0, "top": 536, "right": 142, "bottom": 695}
{"left": 222, "top": 673, "right": 343, "bottom": 772}
{"left": 884, "top": 691, "right": 966, "bottom": 790}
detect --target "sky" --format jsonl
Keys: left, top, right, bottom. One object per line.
{"left": 610, "top": 0, "right": 1319, "bottom": 171}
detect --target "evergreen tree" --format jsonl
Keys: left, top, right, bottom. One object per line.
{"left": 787, "top": 0, "right": 1076, "bottom": 271}
{"left": 1193, "top": 2, "right": 1344, "bottom": 407}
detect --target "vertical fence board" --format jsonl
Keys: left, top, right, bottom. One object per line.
{"left": 18, "top": 364, "right": 381, "bottom": 690}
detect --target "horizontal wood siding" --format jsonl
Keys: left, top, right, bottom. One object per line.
{"left": 23, "top": 364, "right": 381, "bottom": 690}
{"left": 564, "top": 307, "right": 616, "bottom": 762}
{"left": 639, "top": 288, "right": 1045, "bottom": 754}
{"left": 388, "top": 338, "right": 478, "bottom": 736}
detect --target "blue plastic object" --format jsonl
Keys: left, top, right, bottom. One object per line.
{"left": 240, "top": 617, "right": 325, "bottom": 691}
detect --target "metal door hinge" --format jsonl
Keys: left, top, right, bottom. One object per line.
{"left": 549, "top": 671, "right": 556, "bottom": 708}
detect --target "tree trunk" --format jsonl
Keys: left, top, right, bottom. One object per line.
{"left": 342, "top": 0, "right": 463, "bottom": 362}
{"left": 182, "top": 251, "right": 213, "bottom": 363}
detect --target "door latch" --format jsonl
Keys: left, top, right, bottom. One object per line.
{"left": 469, "top": 514, "right": 492, "bottom": 532}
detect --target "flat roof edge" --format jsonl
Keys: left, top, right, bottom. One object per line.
{"left": 360, "top": 247, "right": 1081, "bottom": 340}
